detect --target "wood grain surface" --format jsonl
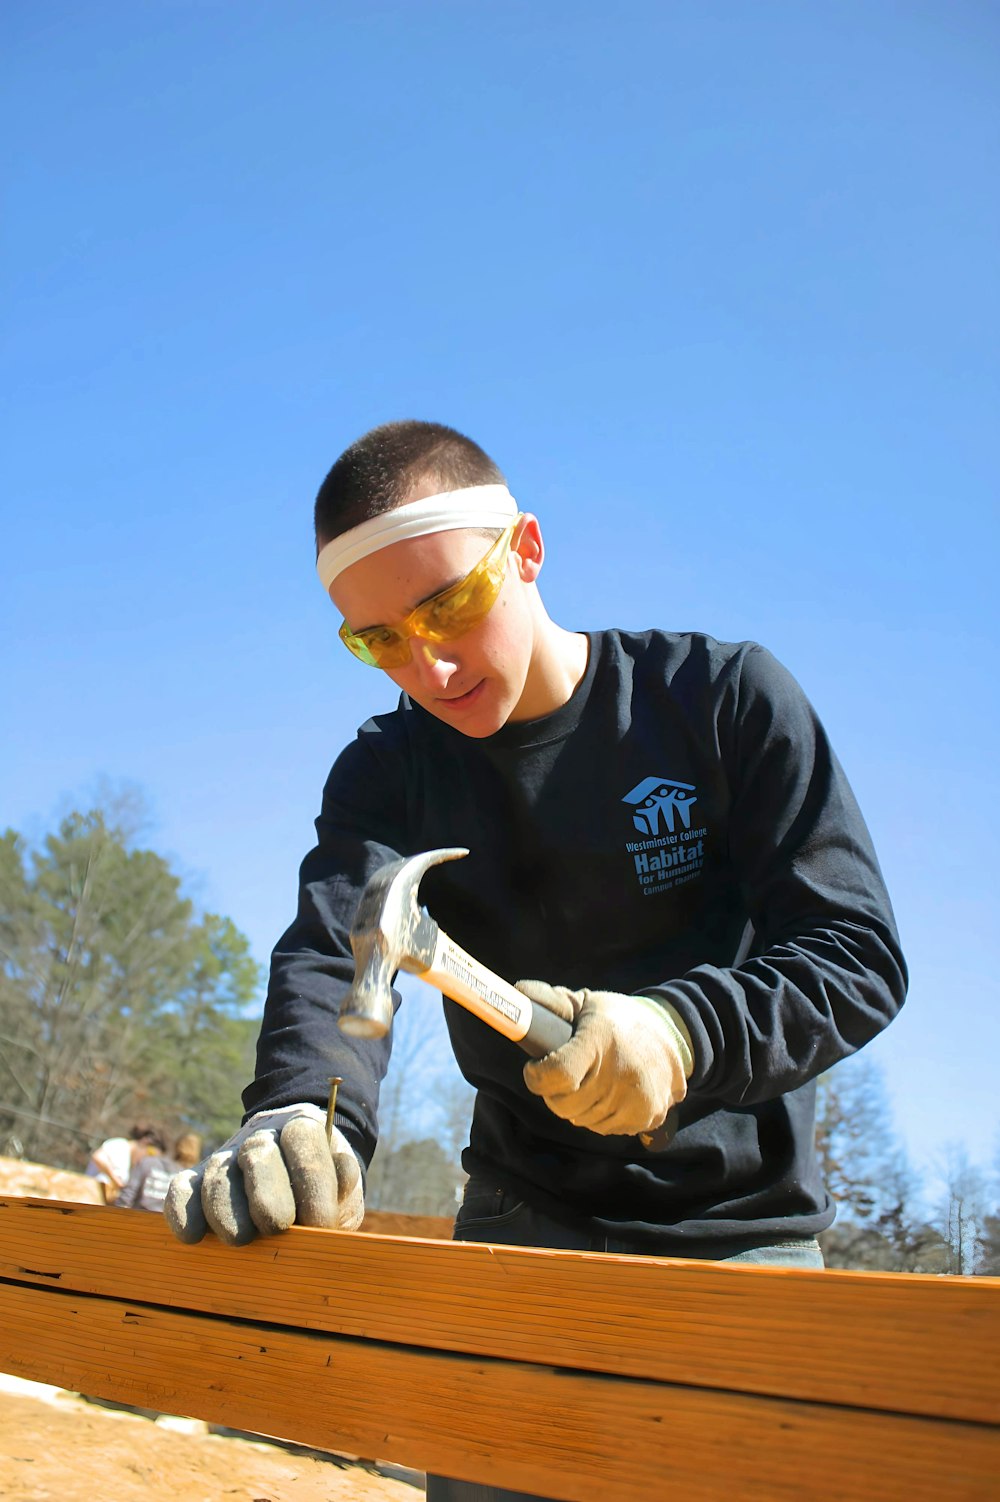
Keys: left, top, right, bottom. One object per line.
{"left": 1, "top": 1197, "right": 997, "bottom": 1423}
{"left": 1, "top": 1279, "right": 997, "bottom": 1502}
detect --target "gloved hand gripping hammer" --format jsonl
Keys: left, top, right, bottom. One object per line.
{"left": 341, "top": 847, "right": 675, "bottom": 1150}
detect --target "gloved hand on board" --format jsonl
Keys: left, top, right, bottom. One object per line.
{"left": 164, "top": 1103, "right": 364, "bottom": 1247}
{"left": 516, "top": 982, "right": 694, "bottom": 1138}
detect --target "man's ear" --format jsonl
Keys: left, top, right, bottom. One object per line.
{"left": 513, "top": 514, "right": 544, "bottom": 584}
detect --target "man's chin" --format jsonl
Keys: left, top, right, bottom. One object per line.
{"left": 427, "top": 706, "right": 507, "bottom": 739}
{"left": 422, "top": 681, "right": 511, "bottom": 738}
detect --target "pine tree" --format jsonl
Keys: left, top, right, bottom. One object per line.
{"left": 0, "top": 800, "right": 260, "bottom": 1167}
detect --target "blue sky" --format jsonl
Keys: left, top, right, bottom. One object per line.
{"left": 2, "top": 2, "right": 997, "bottom": 1178}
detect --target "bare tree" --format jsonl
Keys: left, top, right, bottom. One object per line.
{"left": 437, "top": 1070, "right": 476, "bottom": 1167}
{"left": 980, "top": 1212, "right": 1000, "bottom": 1276}
{"left": 816, "top": 1055, "right": 945, "bottom": 1270}
{"left": 982, "top": 1135, "right": 1000, "bottom": 1276}
{"left": 932, "top": 1143, "right": 988, "bottom": 1275}
{"left": 365, "top": 976, "right": 474, "bottom": 1214}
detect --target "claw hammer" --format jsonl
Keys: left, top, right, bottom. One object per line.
{"left": 340, "top": 846, "right": 675, "bottom": 1151}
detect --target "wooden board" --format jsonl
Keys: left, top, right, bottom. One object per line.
{"left": 2, "top": 1197, "right": 998, "bottom": 1424}
{"left": 0, "top": 1154, "right": 104, "bottom": 1205}
{"left": 1, "top": 1279, "right": 997, "bottom": 1502}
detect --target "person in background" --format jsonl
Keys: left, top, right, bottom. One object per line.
{"left": 173, "top": 1132, "right": 203, "bottom": 1171}
{"left": 117, "top": 1128, "right": 180, "bottom": 1213}
{"left": 85, "top": 1123, "right": 160, "bottom": 1203}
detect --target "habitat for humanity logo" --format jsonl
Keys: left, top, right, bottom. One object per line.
{"left": 622, "top": 776, "right": 707, "bottom": 897}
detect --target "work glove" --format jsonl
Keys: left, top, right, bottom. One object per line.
{"left": 164, "top": 1103, "right": 364, "bottom": 1248}
{"left": 516, "top": 982, "right": 694, "bottom": 1137}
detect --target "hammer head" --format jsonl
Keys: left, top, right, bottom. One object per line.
{"left": 339, "top": 847, "right": 469, "bottom": 1039}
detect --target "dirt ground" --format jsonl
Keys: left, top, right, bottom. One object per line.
{"left": 0, "top": 1378, "right": 423, "bottom": 1502}
{"left": 0, "top": 1158, "right": 439, "bottom": 1498}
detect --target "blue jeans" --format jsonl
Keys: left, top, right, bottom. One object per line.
{"left": 425, "top": 1180, "right": 824, "bottom": 1502}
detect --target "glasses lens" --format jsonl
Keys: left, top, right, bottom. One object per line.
{"left": 339, "top": 622, "right": 412, "bottom": 669}
{"left": 414, "top": 521, "right": 516, "bottom": 642}
{"left": 418, "top": 562, "right": 503, "bottom": 639}
{"left": 338, "top": 516, "right": 520, "bottom": 667}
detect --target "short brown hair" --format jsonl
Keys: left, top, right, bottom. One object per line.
{"left": 314, "top": 420, "right": 505, "bottom": 548}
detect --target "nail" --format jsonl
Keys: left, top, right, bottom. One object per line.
{"left": 325, "top": 1077, "right": 343, "bottom": 1146}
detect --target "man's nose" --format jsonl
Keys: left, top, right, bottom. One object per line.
{"left": 408, "top": 636, "right": 457, "bottom": 688}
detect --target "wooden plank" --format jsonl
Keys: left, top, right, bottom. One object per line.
{"left": 2, "top": 1196, "right": 998, "bottom": 1425}
{"left": 0, "top": 1279, "right": 996, "bottom": 1502}
{"left": 0, "top": 1154, "right": 104, "bottom": 1205}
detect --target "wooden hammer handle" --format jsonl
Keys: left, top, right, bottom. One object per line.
{"left": 412, "top": 931, "right": 676, "bottom": 1153}
{"left": 415, "top": 929, "right": 560, "bottom": 1050}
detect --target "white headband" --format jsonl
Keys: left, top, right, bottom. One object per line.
{"left": 316, "top": 483, "right": 518, "bottom": 591}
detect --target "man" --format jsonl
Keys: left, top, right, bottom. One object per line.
{"left": 167, "top": 419, "right": 906, "bottom": 1501}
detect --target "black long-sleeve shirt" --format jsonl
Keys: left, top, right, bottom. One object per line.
{"left": 244, "top": 630, "right": 906, "bottom": 1250}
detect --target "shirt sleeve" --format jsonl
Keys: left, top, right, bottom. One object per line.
{"left": 643, "top": 645, "right": 907, "bottom": 1106}
{"left": 241, "top": 720, "right": 411, "bottom": 1169}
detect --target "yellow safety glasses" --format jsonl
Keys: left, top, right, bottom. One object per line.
{"left": 338, "top": 515, "right": 522, "bottom": 669}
